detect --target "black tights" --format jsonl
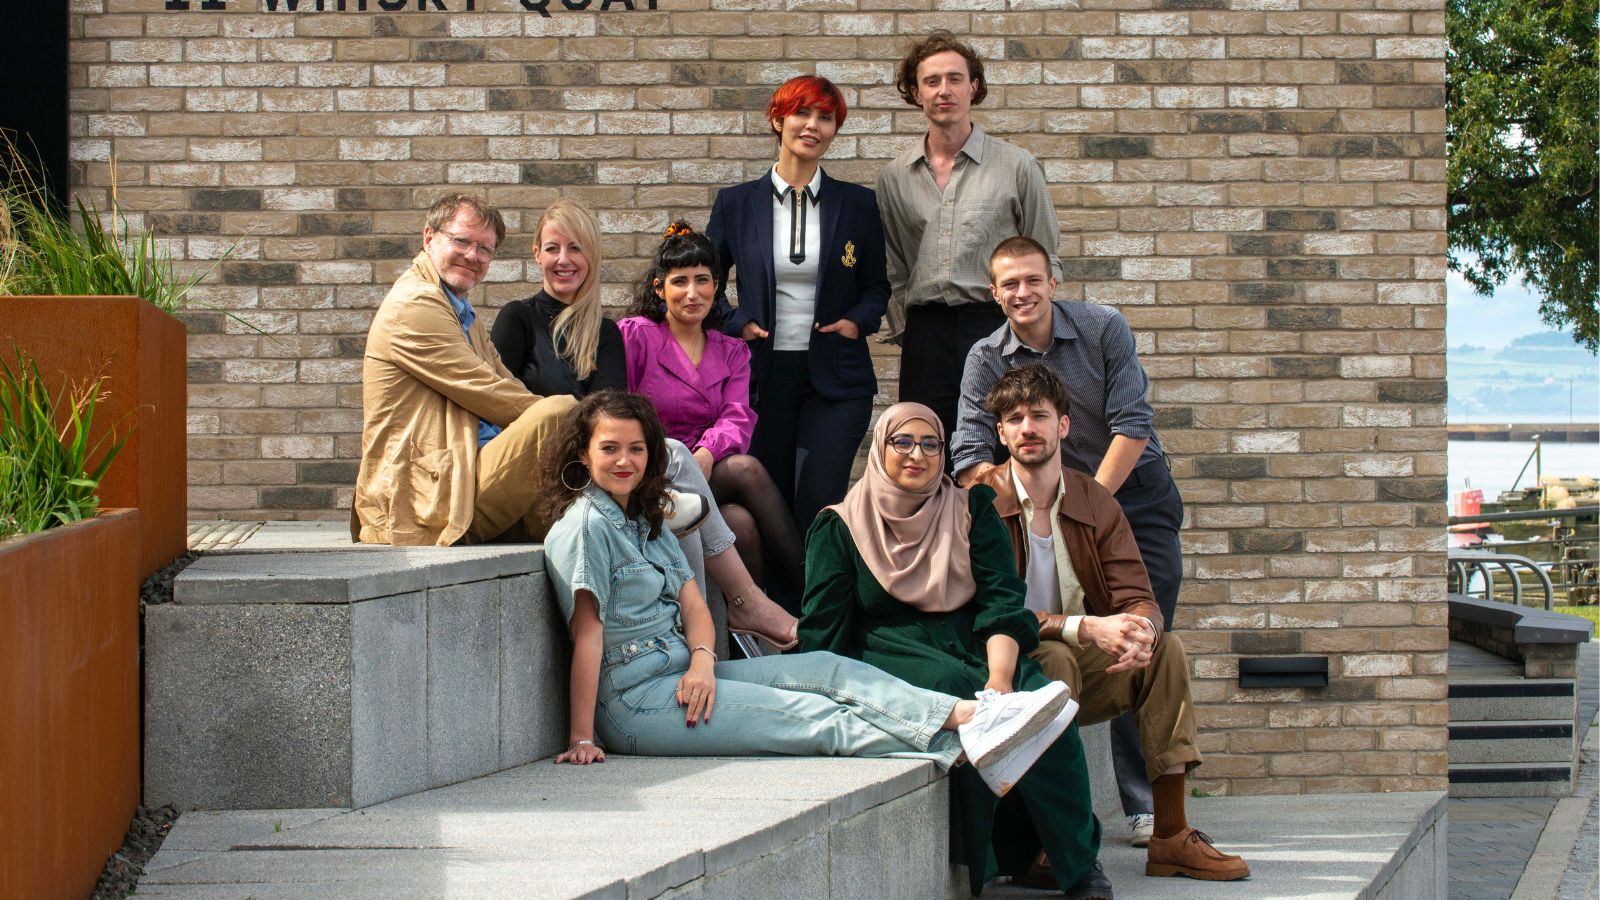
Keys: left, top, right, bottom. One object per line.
{"left": 709, "top": 454, "right": 806, "bottom": 604}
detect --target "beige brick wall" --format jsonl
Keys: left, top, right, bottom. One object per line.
{"left": 66, "top": 0, "right": 1449, "bottom": 795}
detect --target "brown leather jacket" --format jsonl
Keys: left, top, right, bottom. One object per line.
{"left": 978, "top": 460, "right": 1164, "bottom": 631}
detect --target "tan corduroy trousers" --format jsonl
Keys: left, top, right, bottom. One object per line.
{"left": 1030, "top": 631, "right": 1202, "bottom": 781}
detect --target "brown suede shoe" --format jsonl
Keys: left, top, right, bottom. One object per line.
{"left": 1013, "top": 851, "right": 1055, "bottom": 890}
{"left": 1145, "top": 827, "right": 1250, "bottom": 881}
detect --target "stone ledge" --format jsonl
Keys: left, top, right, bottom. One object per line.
{"left": 135, "top": 756, "right": 1446, "bottom": 900}
{"left": 145, "top": 527, "right": 565, "bottom": 811}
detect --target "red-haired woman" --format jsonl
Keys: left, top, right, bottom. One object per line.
{"left": 706, "top": 76, "right": 891, "bottom": 565}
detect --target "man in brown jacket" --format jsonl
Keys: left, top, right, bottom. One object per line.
{"left": 353, "top": 195, "right": 575, "bottom": 546}
{"left": 977, "top": 365, "right": 1248, "bottom": 885}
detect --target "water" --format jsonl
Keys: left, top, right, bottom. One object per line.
{"left": 1448, "top": 440, "right": 1599, "bottom": 503}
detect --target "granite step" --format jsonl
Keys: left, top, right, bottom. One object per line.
{"left": 1448, "top": 761, "right": 1575, "bottom": 798}
{"left": 1447, "top": 719, "right": 1576, "bottom": 766}
{"left": 134, "top": 756, "right": 1448, "bottom": 900}
{"left": 1446, "top": 676, "right": 1577, "bottom": 722}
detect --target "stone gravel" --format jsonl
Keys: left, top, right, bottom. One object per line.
{"left": 91, "top": 805, "right": 177, "bottom": 900}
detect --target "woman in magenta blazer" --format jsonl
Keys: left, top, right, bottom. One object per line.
{"left": 620, "top": 224, "right": 806, "bottom": 607}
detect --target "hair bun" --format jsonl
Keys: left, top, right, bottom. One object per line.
{"left": 663, "top": 221, "right": 695, "bottom": 240}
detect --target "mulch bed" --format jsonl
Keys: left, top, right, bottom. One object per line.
{"left": 90, "top": 551, "right": 204, "bottom": 898}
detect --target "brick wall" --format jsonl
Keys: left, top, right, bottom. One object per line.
{"left": 66, "top": 0, "right": 1449, "bottom": 795}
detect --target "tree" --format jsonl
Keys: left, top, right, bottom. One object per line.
{"left": 1447, "top": 0, "right": 1598, "bottom": 352}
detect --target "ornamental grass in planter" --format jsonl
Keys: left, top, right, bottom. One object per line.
{"left": 1, "top": 136, "right": 210, "bottom": 571}
{"left": 0, "top": 350, "right": 125, "bottom": 539}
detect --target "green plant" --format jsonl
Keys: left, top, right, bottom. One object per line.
{"left": 0, "top": 136, "right": 212, "bottom": 312}
{"left": 0, "top": 350, "right": 126, "bottom": 539}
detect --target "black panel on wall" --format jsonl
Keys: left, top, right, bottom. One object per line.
{"left": 0, "top": 1, "right": 70, "bottom": 212}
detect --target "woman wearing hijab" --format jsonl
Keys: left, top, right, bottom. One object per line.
{"left": 799, "top": 403, "right": 1106, "bottom": 897}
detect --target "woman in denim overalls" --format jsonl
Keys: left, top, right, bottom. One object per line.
{"left": 538, "top": 391, "right": 1071, "bottom": 773}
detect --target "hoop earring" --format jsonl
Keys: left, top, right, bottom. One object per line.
{"left": 561, "top": 460, "right": 592, "bottom": 492}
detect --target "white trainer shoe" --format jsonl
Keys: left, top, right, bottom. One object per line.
{"left": 976, "top": 693, "right": 1079, "bottom": 797}
{"left": 662, "top": 490, "right": 710, "bottom": 537}
{"left": 957, "top": 681, "right": 1070, "bottom": 771}
{"left": 1129, "top": 813, "right": 1155, "bottom": 848}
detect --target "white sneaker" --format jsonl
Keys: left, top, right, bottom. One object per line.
{"left": 976, "top": 694, "right": 1079, "bottom": 797}
{"left": 957, "top": 682, "right": 1070, "bottom": 770}
{"left": 1129, "top": 813, "right": 1155, "bottom": 848}
{"left": 662, "top": 490, "right": 710, "bottom": 537}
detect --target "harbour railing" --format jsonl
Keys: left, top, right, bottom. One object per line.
{"left": 1447, "top": 506, "right": 1599, "bottom": 610}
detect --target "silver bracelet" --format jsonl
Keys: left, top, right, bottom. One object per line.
{"left": 568, "top": 738, "right": 596, "bottom": 749}
{"left": 691, "top": 645, "right": 718, "bottom": 661}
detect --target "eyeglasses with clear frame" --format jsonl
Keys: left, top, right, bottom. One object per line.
{"left": 436, "top": 229, "right": 497, "bottom": 260}
{"left": 885, "top": 435, "right": 944, "bottom": 456}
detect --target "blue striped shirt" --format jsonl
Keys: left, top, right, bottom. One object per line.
{"left": 952, "top": 300, "right": 1164, "bottom": 478}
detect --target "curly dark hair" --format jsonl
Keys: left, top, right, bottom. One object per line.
{"left": 895, "top": 31, "right": 988, "bottom": 108}
{"left": 535, "top": 390, "right": 672, "bottom": 540}
{"left": 626, "top": 221, "right": 725, "bottom": 331}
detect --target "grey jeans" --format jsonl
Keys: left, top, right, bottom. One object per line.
{"left": 595, "top": 630, "right": 963, "bottom": 766}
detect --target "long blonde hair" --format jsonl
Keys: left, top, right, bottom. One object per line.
{"left": 533, "top": 199, "right": 604, "bottom": 381}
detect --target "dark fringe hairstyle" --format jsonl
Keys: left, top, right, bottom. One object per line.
{"left": 626, "top": 221, "right": 725, "bottom": 331}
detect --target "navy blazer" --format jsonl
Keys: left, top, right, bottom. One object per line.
{"left": 706, "top": 170, "right": 890, "bottom": 403}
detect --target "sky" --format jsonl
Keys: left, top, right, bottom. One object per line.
{"left": 1445, "top": 263, "right": 1575, "bottom": 350}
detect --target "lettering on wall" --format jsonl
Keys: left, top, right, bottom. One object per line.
{"left": 163, "top": 0, "right": 658, "bottom": 16}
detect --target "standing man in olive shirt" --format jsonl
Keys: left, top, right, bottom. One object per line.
{"left": 876, "top": 30, "right": 1063, "bottom": 440}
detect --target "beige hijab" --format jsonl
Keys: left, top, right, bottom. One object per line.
{"left": 828, "top": 402, "right": 976, "bottom": 612}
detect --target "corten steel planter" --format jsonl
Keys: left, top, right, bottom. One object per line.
{"left": 0, "top": 509, "right": 141, "bottom": 900}
{"left": 1, "top": 295, "right": 187, "bottom": 578}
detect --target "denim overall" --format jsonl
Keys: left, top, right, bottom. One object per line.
{"left": 544, "top": 485, "right": 962, "bottom": 764}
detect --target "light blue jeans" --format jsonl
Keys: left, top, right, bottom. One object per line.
{"left": 664, "top": 439, "right": 735, "bottom": 593}
{"left": 595, "top": 630, "right": 963, "bottom": 767}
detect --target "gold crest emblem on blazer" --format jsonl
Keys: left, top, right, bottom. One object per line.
{"left": 841, "top": 240, "right": 857, "bottom": 268}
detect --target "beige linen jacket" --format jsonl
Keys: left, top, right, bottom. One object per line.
{"left": 352, "top": 251, "right": 535, "bottom": 546}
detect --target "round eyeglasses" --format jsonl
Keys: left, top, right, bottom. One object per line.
{"left": 885, "top": 435, "right": 944, "bottom": 456}
{"left": 437, "top": 229, "right": 497, "bottom": 260}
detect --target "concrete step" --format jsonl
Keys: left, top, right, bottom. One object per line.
{"left": 1447, "top": 719, "right": 1576, "bottom": 764}
{"left": 1446, "top": 676, "right": 1577, "bottom": 722}
{"left": 135, "top": 756, "right": 1448, "bottom": 900}
{"left": 1448, "top": 761, "right": 1575, "bottom": 798}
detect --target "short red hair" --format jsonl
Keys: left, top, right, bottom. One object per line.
{"left": 766, "top": 76, "right": 848, "bottom": 134}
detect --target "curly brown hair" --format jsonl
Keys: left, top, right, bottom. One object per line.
{"left": 895, "top": 31, "right": 988, "bottom": 108}
{"left": 535, "top": 390, "right": 672, "bottom": 540}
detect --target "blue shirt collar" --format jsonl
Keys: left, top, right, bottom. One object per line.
{"left": 998, "top": 300, "right": 1078, "bottom": 358}
{"left": 443, "top": 285, "right": 475, "bottom": 330}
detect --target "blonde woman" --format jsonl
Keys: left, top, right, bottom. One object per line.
{"left": 492, "top": 198, "right": 620, "bottom": 397}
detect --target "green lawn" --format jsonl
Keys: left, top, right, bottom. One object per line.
{"left": 1554, "top": 605, "right": 1600, "bottom": 628}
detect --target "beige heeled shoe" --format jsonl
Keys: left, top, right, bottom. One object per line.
{"left": 726, "top": 594, "right": 799, "bottom": 651}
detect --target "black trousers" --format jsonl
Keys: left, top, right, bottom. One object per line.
{"left": 750, "top": 350, "right": 873, "bottom": 539}
{"left": 897, "top": 302, "right": 1008, "bottom": 440}
{"left": 1108, "top": 456, "right": 1185, "bottom": 816}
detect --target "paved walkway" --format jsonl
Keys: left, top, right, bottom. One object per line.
{"left": 1449, "top": 641, "right": 1597, "bottom": 900}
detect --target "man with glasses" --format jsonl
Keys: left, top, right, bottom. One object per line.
{"left": 353, "top": 194, "right": 576, "bottom": 546}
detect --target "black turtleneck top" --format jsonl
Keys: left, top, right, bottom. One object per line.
{"left": 490, "top": 290, "right": 626, "bottom": 398}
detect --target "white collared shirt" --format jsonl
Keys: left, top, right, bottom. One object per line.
{"left": 769, "top": 166, "right": 823, "bottom": 352}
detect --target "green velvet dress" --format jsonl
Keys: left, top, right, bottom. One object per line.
{"left": 799, "top": 485, "right": 1101, "bottom": 895}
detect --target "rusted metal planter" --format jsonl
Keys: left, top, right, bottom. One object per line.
{"left": 0, "top": 295, "right": 188, "bottom": 577}
{"left": 0, "top": 509, "right": 141, "bottom": 900}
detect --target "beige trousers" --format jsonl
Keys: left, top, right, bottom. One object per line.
{"left": 1030, "top": 631, "right": 1202, "bottom": 781}
{"left": 464, "top": 394, "right": 577, "bottom": 544}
